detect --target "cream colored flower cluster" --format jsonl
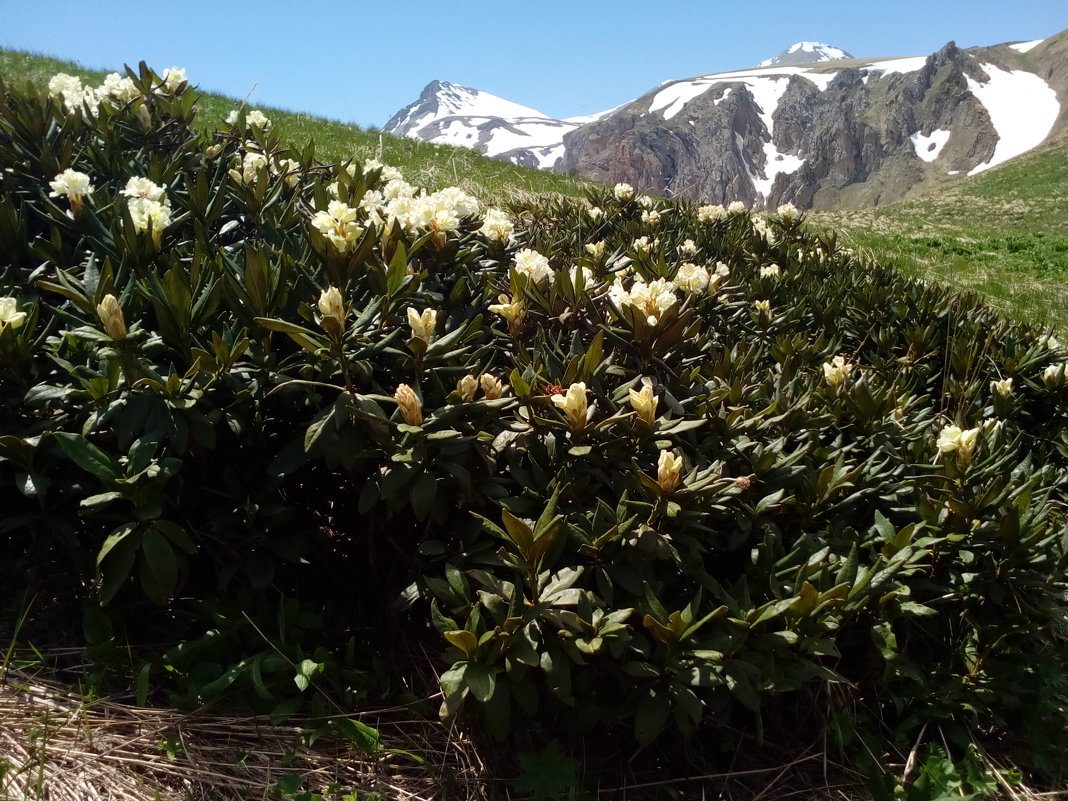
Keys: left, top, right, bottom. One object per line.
{"left": 610, "top": 275, "right": 678, "bottom": 325}
{"left": 225, "top": 108, "right": 272, "bottom": 131}
{"left": 673, "top": 261, "right": 729, "bottom": 295}
{"left": 49, "top": 168, "right": 94, "bottom": 211}
{"left": 48, "top": 67, "right": 185, "bottom": 115}
{"left": 123, "top": 177, "right": 172, "bottom": 242}
{"left": 0, "top": 297, "right": 27, "bottom": 332}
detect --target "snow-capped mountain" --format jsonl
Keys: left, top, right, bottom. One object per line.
{"left": 385, "top": 30, "right": 1068, "bottom": 209}
{"left": 757, "top": 41, "right": 854, "bottom": 67}
{"left": 384, "top": 80, "right": 606, "bottom": 169}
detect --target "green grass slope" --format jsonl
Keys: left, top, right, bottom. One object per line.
{"left": 812, "top": 137, "right": 1068, "bottom": 332}
{"left": 0, "top": 48, "right": 592, "bottom": 205}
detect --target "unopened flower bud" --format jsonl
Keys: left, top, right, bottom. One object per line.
{"left": 96, "top": 294, "right": 127, "bottom": 341}
{"left": 552, "top": 382, "right": 588, "bottom": 431}
{"left": 480, "top": 373, "right": 504, "bottom": 400}
{"left": 407, "top": 306, "right": 437, "bottom": 342}
{"left": 318, "top": 287, "right": 343, "bottom": 317}
{"left": 628, "top": 381, "right": 658, "bottom": 426}
{"left": 394, "top": 383, "right": 423, "bottom": 426}
{"left": 657, "top": 450, "right": 683, "bottom": 493}
{"left": 457, "top": 374, "right": 478, "bottom": 401}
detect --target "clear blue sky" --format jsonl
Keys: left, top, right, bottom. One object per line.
{"left": 1, "top": 1, "right": 1064, "bottom": 128}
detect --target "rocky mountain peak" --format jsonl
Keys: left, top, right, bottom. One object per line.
{"left": 757, "top": 42, "right": 854, "bottom": 68}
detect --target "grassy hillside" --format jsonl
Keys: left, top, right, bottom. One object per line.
{"left": 0, "top": 48, "right": 592, "bottom": 205}
{"left": 811, "top": 137, "right": 1068, "bottom": 332}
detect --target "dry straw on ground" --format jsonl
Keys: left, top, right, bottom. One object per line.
{"left": 0, "top": 668, "right": 487, "bottom": 801}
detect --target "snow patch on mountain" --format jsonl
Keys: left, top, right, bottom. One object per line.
{"left": 1009, "top": 39, "right": 1043, "bottom": 53}
{"left": 758, "top": 42, "right": 853, "bottom": 67}
{"left": 910, "top": 129, "right": 951, "bottom": 162}
{"left": 965, "top": 64, "right": 1060, "bottom": 175}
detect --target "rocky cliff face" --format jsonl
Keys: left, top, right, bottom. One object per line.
{"left": 558, "top": 36, "right": 1063, "bottom": 209}
{"left": 385, "top": 31, "right": 1067, "bottom": 210}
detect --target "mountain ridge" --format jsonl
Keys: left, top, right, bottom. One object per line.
{"left": 385, "top": 30, "right": 1068, "bottom": 209}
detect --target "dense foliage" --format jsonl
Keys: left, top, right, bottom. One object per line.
{"left": 2, "top": 64, "right": 1068, "bottom": 795}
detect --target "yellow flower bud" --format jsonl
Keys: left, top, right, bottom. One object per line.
{"left": 480, "top": 374, "right": 504, "bottom": 400}
{"left": 96, "top": 294, "right": 127, "bottom": 341}
{"left": 551, "top": 382, "right": 588, "bottom": 431}
{"left": 657, "top": 450, "right": 683, "bottom": 493}
{"left": 628, "top": 381, "right": 658, "bottom": 426}
{"left": 991, "top": 377, "right": 1013, "bottom": 399}
{"left": 457, "top": 374, "right": 479, "bottom": 401}
{"left": 394, "top": 383, "right": 423, "bottom": 426}
{"left": 407, "top": 306, "right": 437, "bottom": 343}
{"left": 822, "top": 355, "right": 854, "bottom": 391}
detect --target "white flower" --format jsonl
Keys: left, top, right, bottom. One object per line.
{"left": 632, "top": 236, "right": 651, "bottom": 254}
{"left": 709, "top": 262, "right": 730, "bottom": 292}
{"left": 275, "top": 158, "right": 301, "bottom": 187}
{"left": 0, "top": 297, "right": 27, "bottom": 332}
{"left": 128, "top": 197, "right": 172, "bottom": 241}
{"left": 624, "top": 278, "right": 677, "bottom": 325}
{"left": 488, "top": 294, "right": 525, "bottom": 333}
{"left": 776, "top": 203, "right": 799, "bottom": 221}
{"left": 481, "top": 208, "right": 514, "bottom": 242}
{"left": 760, "top": 264, "right": 780, "bottom": 278}
{"left": 513, "top": 248, "right": 553, "bottom": 284}
{"left": 936, "top": 424, "right": 980, "bottom": 463}
{"left": 235, "top": 150, "right": 268, "bottom": 183}
{"left": 991, "top": 377, "right": 1013, "bottom": 399}
{"left": 122, "top": 177, "right": 167, "bottom": 203}
{"left": 310, "top": 200, "right": 362, "bottom": 253}
{"left": 1039, "top": 334, "right": 1062, "bottom": 352}
{"left": 674, "top": 262, "right": 710, "bottom": 294}
{"left": 96, "top": 73, "right": 139, "bottom": 104}
{"left": 697, "top": 204, "right": 726, "bottom": 223}
{"left": 641, "top": 209, "right": 661, "bottom": 225}
{"left": 727, "top": 201, "right": 747, "bottom": 215}
{"left": 569, "top": 264, "right": 595, "bottom": 290}
{"left": 754, "top": 299, "right": 772, "bottom": 319}
{"left": 587, "top": 205, "right": 603, "bottom": 220}
{"left": 637, "top": 195, "right": 655, "bottom": 209}
{"left": 161, "top": 67, "right": 187, "bottom": 92}
{"left": 48, "top": 73, "right": 87, "bottom": 110}
{"left": 363, "top": 158, "right": 404, "bottom": 184}
{"left": 678, "top": 239, "right": 697, "bottom": 258}
{"left": 246, "top": 109, "right": 271, "bottom": 130}
{"left": 585, "top": 240, "right": 606, "bottom": 260}
{"left": 49, "top": 169, "right": 94, "bottom": 204}
{"left": 1044, "top": 363, "right": 1066, "bottom": 388}
{"left": 822, "top": 355, "right": 853, "bottom": 390}
{"left": 613, "top": 182, "right": 634, "bottom": 201}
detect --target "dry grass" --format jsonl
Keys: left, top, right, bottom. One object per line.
{"left": 0, "top": 668, "right": 488, "bottom": 801}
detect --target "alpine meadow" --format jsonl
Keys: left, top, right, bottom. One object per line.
{"left": 0, "top": 48, "right": 1067, "bottom": 801}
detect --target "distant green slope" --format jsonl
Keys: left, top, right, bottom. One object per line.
{"left": 812, "top": 136, "right": 1068, "bottom": 332}
{"left": 0, "top": 48, "right": 593, "bottom": 205}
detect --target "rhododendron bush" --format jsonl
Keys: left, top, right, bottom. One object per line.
{"left": 1, "top": 64, "right": 1067, "bottom": 789}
